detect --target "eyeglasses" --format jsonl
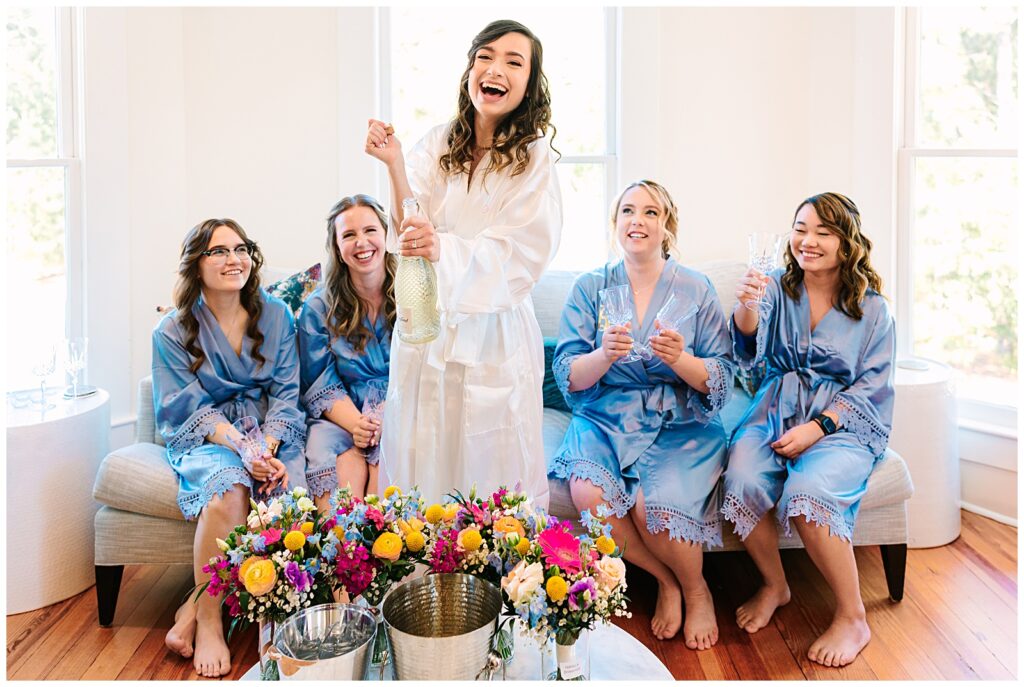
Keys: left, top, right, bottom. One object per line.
{"left": 201, "top": 244, "right": 254, "bottom": 264}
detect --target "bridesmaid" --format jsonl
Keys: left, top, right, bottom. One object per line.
{"left": 154, "top": 219, "right": 306, "bottom": 677}
{"left": 298, "top": 194, "right": 394, "bottom": 508}
{"left": 551, "top": 180, "right": 735, "bottom": 649}
{"left": 722, "top": 192, "right": 894, "bottom": 667}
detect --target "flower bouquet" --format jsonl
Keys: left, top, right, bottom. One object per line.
{"left": 200, "top": 487, "right": 333, "bottom": 678}
{"left": 326, "top": 485, "right": 427, "bottom": 665}
{"left": 500, "top": 505, "right": 631, "bottom": 681}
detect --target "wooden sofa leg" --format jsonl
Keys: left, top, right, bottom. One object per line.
{"left": 96, "top": 565, "right": 125, "bottom": 627}
{"left": 879, "top": 544, "right": 907, "bottom": 602}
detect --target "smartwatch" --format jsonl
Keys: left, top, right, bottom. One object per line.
{"left": 813, "top": 414, "right": 838, "bottom": 436}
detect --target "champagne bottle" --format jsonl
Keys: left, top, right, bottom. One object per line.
{"left": 394, "top": 197, "right": 440, "bottom": 344}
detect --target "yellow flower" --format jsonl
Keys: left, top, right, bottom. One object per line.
{"left": 239, "top": 555, "right": 262, "bottom": 583}
{"left": 494, "top": 516, "right": 526, "bottom": 538}
{"left": 300, "top": 522, "right": 314, "bottom": 536}
{"left": 546, "top": 576, "right": 568, "bottom": 602}
{"left": 425, "top": 504, "right": 445, "bottom": 525}
{"left": 595, "top": 535, "right": 616, "bottom": 556}
{"left": 405, "top": 531, "right": 426, "bottom": 553}
{"left": 397, "top": 519, "right": 412, "bottom": 535}
{"left": 372, "top": 532, "right": 403, "bottom": 561}
{"left": 332, "top": 525, "right": 346, "bottom": 540}
{"left": 407, "top": 517, "right": 425, "bottom": 532}
{"left": 383, "top": 485, "right": 401, "bottom": 500}
{"left": 459, "top": 528, "right": 483, "bottom": 552}
{"left": 515, "top": 537, "right": 531, "bottom": 557}
{"left": 243, "top": 559, "right": 278, "bottom": 596}
{"left": 284, "top": 530, "right": 306, "bottom": 551}
{"left": 443, "top": 503, "right": 460, "bottom": 522}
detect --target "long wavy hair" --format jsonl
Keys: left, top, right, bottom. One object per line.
{"left": 781, "top": 192, "right": 884, "bottom": 320}
{"left": 609, "top": 180, "right": 680, "bottom": 259}
{"left": 323, "top": 195, "right": 397, "bottom": 353}
{"left": 172, "top": 219, "right": 265, "bottom": 374}
{"left": 439, "top": 19, "right": 558, "bottom": 185}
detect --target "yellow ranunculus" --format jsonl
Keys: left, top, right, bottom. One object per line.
{"left": 459, "top": 528, "right": 483, "bottom": 552}
{"left": 383, "top": 485, "right": 401, "bottom": 500}
{"left": 300, "top": 521, "right": 314, "bottom": 536}
{"left": 372, "top": 532, "right": 403, "bottom": 561}
{"left": 494, "top": 516, "right": 526, "bottom": 538}
{"left": 284, "top": 530, "right": 306, "bottom": 551}
{"left": 243, "top": 559, "right": 278, "bottom": 596}
{"left": 405, "top": 530, "right": 426, "bottom": 553}
{"left": 546, "top": 576, "right": 568, "bottom": 602}
{"left": 239, "top": 555, "right": 262, "bottom": 583}
{"left": 515, "top": 537, "right": 531, "bottom": 557}
{"left": 425, "top": 504, "right": 445, "bottom": 525}
{"left": 443, "top": 503, "right": 460, "bottom": 522}
{"left": 595, "top": 535, "right": 616, "bottom": 556}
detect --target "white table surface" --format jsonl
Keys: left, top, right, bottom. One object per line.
{"left": 6, "top": 388, "right": 110, "bottom": 613}
{"left": 242, "top": 620, "right": 673, "bottom": 681}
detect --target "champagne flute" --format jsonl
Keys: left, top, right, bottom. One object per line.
{"left": 746, "top": 232, "right": 784, "bottom": 311}
{"left": 64, "top": 337, "right": 88, "bottom": 400}
{"left": 599, "top": 284, "right": 647, "bottom": 364}
{"left": 227, "top": 415, "right": 269, "bottom": 473}
{"left": 653, "top": 292, "right": 699, "bottom": 336}
{"left": 361, "top": 379, "right": 388, "bottom": 462}
{"left": 31, "top": 344, "right": 57, "bottom": 410}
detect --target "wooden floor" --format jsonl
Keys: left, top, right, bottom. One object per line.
{"left": 6, "top": 510, "right": 1017, "bottom": 680}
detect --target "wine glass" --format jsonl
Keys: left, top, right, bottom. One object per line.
{"left": 599, "top": 284, "right": 646, "bottom": 364}
{"left": 746, "top": 232, "right": 784, "bottom": 310}
{"left": 227, "top": 415, "right": 268, "bottom": 472}
{"left": 64, "top": 337, "right": 88, "bottom": 400}
{"left": 30, "top": 344, "right": 57, "bottom": 410}
{"left": 653, "top": 292, "right": 699, "bottom": 336}
{"left": 361, "top": 379, "right": 388, "bottom": 462}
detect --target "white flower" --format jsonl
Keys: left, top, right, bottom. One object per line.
{"left": 296, "top": 496, "right": 315, "bottom": 513}
{"left": 292, "top": 487, "right": 308, "bottom": 498}
{"left": 594, "top": 556, "right": 626, "bottom": 591}
{"left": 268, "top": 500, "right": 284, "bottom": 519}
{"left": 215, "top": 538, "right": 230, "bottom": 552}
{"left": 501, "top": 561, "right": 544, "bottom": 605}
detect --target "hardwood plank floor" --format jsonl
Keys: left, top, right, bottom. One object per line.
{"left": 6, "top": 510, "right": 1016, "bottom": 680}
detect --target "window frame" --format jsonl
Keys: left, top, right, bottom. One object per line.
{"left": 896, "top": 7, "right": 1018, "bottom": 427}
{"left": 376, "top": 6, "right": 620, "bottom": 269}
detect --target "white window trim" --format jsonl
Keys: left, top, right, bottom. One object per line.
{"left": 896, "top": 7, "right": 1018, "bottom": 434}
{"left": 375, "top": 7, "right": 620, "bottom": 264}
{"left": 6, "top": 8, "right": 85, "bottom": 380}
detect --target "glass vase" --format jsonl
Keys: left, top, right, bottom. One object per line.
{"left": 257, "top": 619, "right": 279, "bottom": 680}
{"left": 541, "top": 628, "right": 590, "bottom": 681}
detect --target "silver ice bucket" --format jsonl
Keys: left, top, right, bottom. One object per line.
{"left": 268, "top": 603, "right": 377, "bottom": 680}
{"left": 383, "top": 573, "right": 503, "bottom": 680}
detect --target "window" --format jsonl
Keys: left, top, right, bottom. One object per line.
{"left": 6, "top": 7, "right": 82, "bottom": 394}
{"left": 899, "top": 7, "right": 1018, "bottom": 414}
{"left": 382, "top": 7, "right": 617, "bottom": 271}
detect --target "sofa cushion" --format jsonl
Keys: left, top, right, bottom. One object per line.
{"left": 542, "top": 337, "right": 570, "bottom": 412}
{"left": 93, "top": 442, "right": 184, "bottom": 521}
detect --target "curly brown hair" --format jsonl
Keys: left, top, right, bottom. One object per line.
{"left": 781, "top": 192, "right": 884, "bottom": 321}
{"left": 172, "top": 219, "right": 266, "bottom": 373}
{"left": 323, "top": 195, "right": 397, "bottom": 354}
{"left": 438, "top": 19, "right": 558, "bottom": 185}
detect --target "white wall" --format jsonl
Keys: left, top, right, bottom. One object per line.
{"left": 82, "top": 6, "right": 1015, "bottom": 521}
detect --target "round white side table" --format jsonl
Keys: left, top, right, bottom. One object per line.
{"left": 889, "top": 358, "right": 960, "bottom": 548}
{"left": 241, "top": 620, "right": 673, "bottom": 680}
{"left": 6, "top": 388, "right": 110, "bottom": 613}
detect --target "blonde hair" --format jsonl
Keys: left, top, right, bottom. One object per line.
{"left": 609, "top": 180, "right": 679, "bottom": 259}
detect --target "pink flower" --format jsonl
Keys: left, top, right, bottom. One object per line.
{"left": 428, "top": 529, "right": 463, "bottom": 574}
{"left": 262, "top": 528, "right": 283, "bottom": 546}
{"left": 366, "top": 507, "right": 385, "bottom": 530}
{"left": 491, "top": 488, "right": 507, "bottom": 508}
{"left": 538, "top": 525, "right": 583, "bottom": 575}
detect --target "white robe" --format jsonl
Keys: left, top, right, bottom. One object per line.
{"left": 380, "top": 123, "right": 562, "bottom": 507}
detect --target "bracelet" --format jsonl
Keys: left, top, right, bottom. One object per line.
{"left": 814, "top": 414, "right": 838, "bottom": 436}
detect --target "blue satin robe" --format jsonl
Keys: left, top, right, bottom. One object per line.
{"left": 297, "top": 288, "right": 391, "bottom": 496}
{"left": 152, "top": 290, "right": 307, "bottom": 520}
{"left": 550, "top": 259, "right": 735, "bottom": 546}
{"left": 721, "top": 269, "right": 895, "bottom": 542}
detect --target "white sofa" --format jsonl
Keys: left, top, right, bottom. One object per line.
{"left": 91, "top": 259, "right": 913, "bottom": 626}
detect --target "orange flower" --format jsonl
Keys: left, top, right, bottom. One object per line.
{"left": 494, "top": 516, "right": 526, "bottom": 538}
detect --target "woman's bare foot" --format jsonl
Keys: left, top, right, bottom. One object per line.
{"left": 650, "top": 580, "right": 683, "bottom": 640}
{"left": 736, "top": 582, "right": 791, "bottom": 633}
{"left": 164, "top": 601, "right": 196, "bottom": 658}
{"left": 807, "top": 613, "right": 870, "bottom": 667}
{"left": 682, "top": 582, "right": 719, "bottom": 650}
{"left": 193, "top": 614, "right": 232, "bottom": 678}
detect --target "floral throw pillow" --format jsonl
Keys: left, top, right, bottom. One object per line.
{"left": 266, "top": 263, "right": 322, "bottom": 315}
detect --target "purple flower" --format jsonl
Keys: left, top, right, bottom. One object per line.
{"left": 284, "top": 560, "right": 311, "bottom": 592}
{"left": 568, "top": 578, "right": 597, "bottom": 611}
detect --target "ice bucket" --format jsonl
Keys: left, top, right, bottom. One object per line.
{"left": 383, "top": 573, "right": 503, "bottom": 680}
{"left": 268, "top": 603, "right": 377, "bottom": 680}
